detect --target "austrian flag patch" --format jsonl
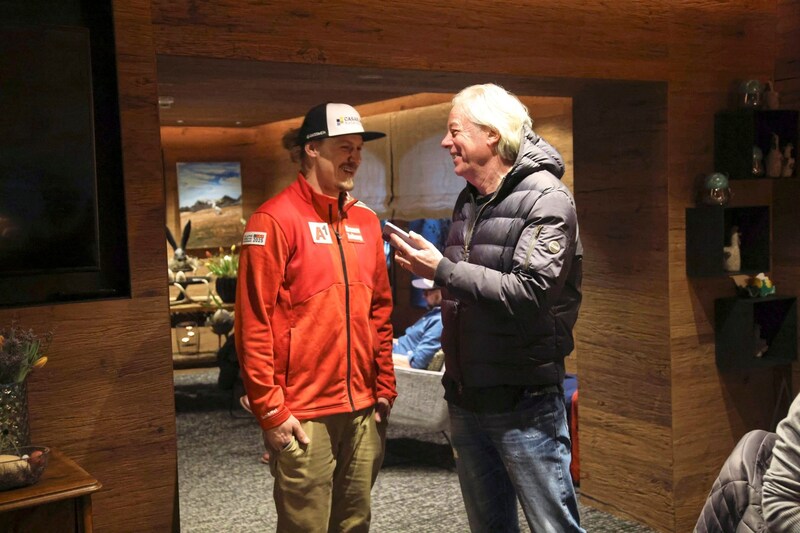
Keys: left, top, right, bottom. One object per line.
{"left": 345, "top": 225, "right": 364, "bottom": 243}
{"left": 242, "top": 231, "right": 267, "bottom": 246}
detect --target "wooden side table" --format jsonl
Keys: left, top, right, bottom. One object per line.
{"left": 0, "top": 449, "right": 101, "bottom": 533}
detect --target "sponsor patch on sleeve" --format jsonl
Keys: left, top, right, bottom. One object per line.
{"left": 242, "top": 231, "right": 267, "bottom": 246}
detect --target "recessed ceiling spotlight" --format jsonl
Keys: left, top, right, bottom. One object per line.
{"left": 176, "top": 119, "right": 184, "bottom": 124}
{"left": 158, "top": 96, "right": 175, "bottom": 109}
{"left": 235, "top": 121, "right": 242, "bottom": 126}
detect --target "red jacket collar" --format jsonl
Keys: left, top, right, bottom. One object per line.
{"left": 294, "top": 172, "right": 358, "bottom": 223}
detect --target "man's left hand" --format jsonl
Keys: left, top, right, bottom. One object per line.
{"left": 390, "top": 231, "right": 442, "bottom": 280}
{"left": 375, "top": 397, "right": 391, "bottom": 423}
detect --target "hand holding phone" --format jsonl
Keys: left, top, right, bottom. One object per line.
{"left": 382, "top": 222, "right": 418, "bottom": 249}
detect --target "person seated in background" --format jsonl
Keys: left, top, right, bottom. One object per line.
{"left": 392, "top": 278, "right": 443, "bottom": 370}
{"left": 762, "top": 391, "right": 800, "bottom": 532}
{"left": 694, "top": 391, "right": 800, "bottom": 533}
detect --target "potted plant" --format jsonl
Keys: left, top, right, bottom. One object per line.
{"left": 0, "top": 324, "right": 52, "bottom": 450}
{"left": 205, "top": 245, "right": 239, "bottom": 303}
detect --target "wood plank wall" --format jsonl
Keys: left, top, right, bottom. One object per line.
{"left": 571, "top": 81, "right": 671, "bottom": 527}
{"left": 1, "top": 1, "right": 790, "bottom": 531}
{"left": 148, "top": 1, "right": 794, "bottom": 531}
{"left": 774, "top": 0, "right": 800, "bottom": 396}
{"left": 0, "top": 1, "right": 177, "bottom": 531}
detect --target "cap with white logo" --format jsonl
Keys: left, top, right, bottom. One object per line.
{"left": 299, "top": 102, "right": 386, "bottom": 144}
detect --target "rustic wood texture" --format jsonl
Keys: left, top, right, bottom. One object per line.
{"left": 774, "top": 0, "right": 800, "bottom": 397}
{"left": 147, "top": 2, "right": 794, "bottom": 531}
{"left": 2, "top": 1, "right": 793, "bottom": 531}
{"left": 0, "top": 1, "right": 176, "bottom": 531}
{"left": 570, "top": 81, "right": 671, "bottom": 528}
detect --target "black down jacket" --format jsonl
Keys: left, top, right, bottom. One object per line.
{"left": 695, "top": 429, "right": 777, "bottom": 533}
{"left": 434, "top": 127, "right": 582, "bottom": 389}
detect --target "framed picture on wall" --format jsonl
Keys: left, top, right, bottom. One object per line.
{"left": 176, "top": 162, "right": 243, "bottom": 249}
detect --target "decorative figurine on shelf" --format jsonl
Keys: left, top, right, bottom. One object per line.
{"left": 731, "top": 272, "right": 776, "bottom": 298}
{"left": 723, "top": 225, "right": 741, "bottom": 272}
{"left": 753, "top": 324, "right": 769, "bottom": 358}
{"left": 701, "top": 172, "right": 732, "bottom": 206}
{"left": 765, "top": 133, "right": 783, "bottom": 178}
{"left": 763, "top": 80, "right": 780, "bottom": 110}
{"left": 752, "top": 146, "right": 764, "bottom": 177}
{"left": 740, "top": 79, "right": 762, "bottom": 108}
{"left": 782, "top": 142, "right": 795, "bottom": 178}
{"left": 166, "top": 221, "right": 199, "bottom": 274}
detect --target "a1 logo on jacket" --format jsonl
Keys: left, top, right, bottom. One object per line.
{"left": 308, "top": 222, "right": 333, "bottom": 244}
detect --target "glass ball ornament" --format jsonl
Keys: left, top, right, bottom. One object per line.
{"left": 740, "top": 79, "right": 762, "bottom": 108}
{"left": 701, "top": 172, "right": 731, "bottom": 206}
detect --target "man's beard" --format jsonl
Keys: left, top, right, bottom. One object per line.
{"left": 336, "top": 176, "right": 355, "bottom": 192}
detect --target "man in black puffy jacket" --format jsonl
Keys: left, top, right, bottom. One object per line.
{"left": 390, "top": 83, "right": 583, "bottom": 532}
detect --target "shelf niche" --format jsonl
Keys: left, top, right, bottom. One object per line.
{"left": 686, "top": 206, "right": 770, "bottom": 277}
{"left": 714, "top": 109, "right": 799, "bottom": 180}
{"left": 715, "top": 296, "right": 797, "bottom": 370}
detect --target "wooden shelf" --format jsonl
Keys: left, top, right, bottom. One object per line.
{"left": 715, "top": 296, "right": 798, "bottom": 370}
{"left": 715, "top": 109, "right": 799, "bottom": 180}
{"left": 686, "top": 206, "right": 770, "bottom": 277}
{"left": 169, "top": 302, "right": 233, "bottom": 314}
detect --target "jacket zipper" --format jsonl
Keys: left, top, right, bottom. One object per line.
{"left": 463, "top": 187, "right": 503, "bottom": 262}
{"left": 457, "top": 188, "right": 502, "bottom": 391}
{"left": 330, "top": 203, "right": 356, "bottom": 411}
{"left": 522, "top": 225, "right": 545, "bottom": 269}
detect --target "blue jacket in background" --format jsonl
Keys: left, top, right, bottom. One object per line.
{"left": 394, "top": 306, "right": 443, "bottom": 369}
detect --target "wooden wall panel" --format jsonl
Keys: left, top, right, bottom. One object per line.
{"left": 150, "top": 0, "right": 671, "bottom": 81}
{"left": 146, "top": 1, "right": 788, "bottom": 531}
{"left": 666, "top": 4, "right": 784, "bottom": 528}
{"left": 572, "top": 81, "right": 671, "bottom": 530}
{"left": 2, "top": 1, "right": 787, "bottom": 531}
{"left": 774, "top": 0, "right": 800, "bottom": 395}
{"left": 0, "top": 1, "right": 176, "bottom": 531}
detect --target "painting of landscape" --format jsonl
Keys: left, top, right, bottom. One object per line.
{"left": 176, "top": 162, "right": 243, "bottom": 249}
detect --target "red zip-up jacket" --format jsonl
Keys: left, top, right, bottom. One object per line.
{"left": 235, "top": 174, "right": 396, "bottom": 430}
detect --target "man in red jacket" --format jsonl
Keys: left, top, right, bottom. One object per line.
{"left": 236, "top": 102, "right": 396, "bottom": 532}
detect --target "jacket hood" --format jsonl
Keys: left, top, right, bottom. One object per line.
{"left": 507, "top": 126, "right": 565, "bottom": 182}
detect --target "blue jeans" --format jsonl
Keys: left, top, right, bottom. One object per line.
{"left": 448, "top": 391, "right": 584, "bottom": 533}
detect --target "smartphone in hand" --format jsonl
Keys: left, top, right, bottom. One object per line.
{"left": 382, "top": 221, "right": 418, "bottom": 249}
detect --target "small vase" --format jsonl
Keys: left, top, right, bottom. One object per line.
{"left": 215, "top": 277, "right": 237, "bottom": 303}
{"left": 0, "top": 381, "right": 30, "bottom": 450}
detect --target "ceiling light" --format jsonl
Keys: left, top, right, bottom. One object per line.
{"left": 158, "top": 96, "right": 175, "bottom": 109}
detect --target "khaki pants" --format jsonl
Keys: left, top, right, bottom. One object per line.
{"left": 270, "top": 407, "right": 387, "bottom": 533}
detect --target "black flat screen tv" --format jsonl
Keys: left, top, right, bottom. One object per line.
{"left": 0, "top": 0, "right": 129, "bottom": 307}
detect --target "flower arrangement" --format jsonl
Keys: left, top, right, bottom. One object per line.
{"left": 0, "top": 324, "right": 52, "bottom": 384}
{"left": 204, "top": 245, "right": 239, "bottom": 279}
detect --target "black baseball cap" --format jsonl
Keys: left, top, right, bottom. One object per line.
{"left": 298, "top": 102, "right": 386, "bottom": 144}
